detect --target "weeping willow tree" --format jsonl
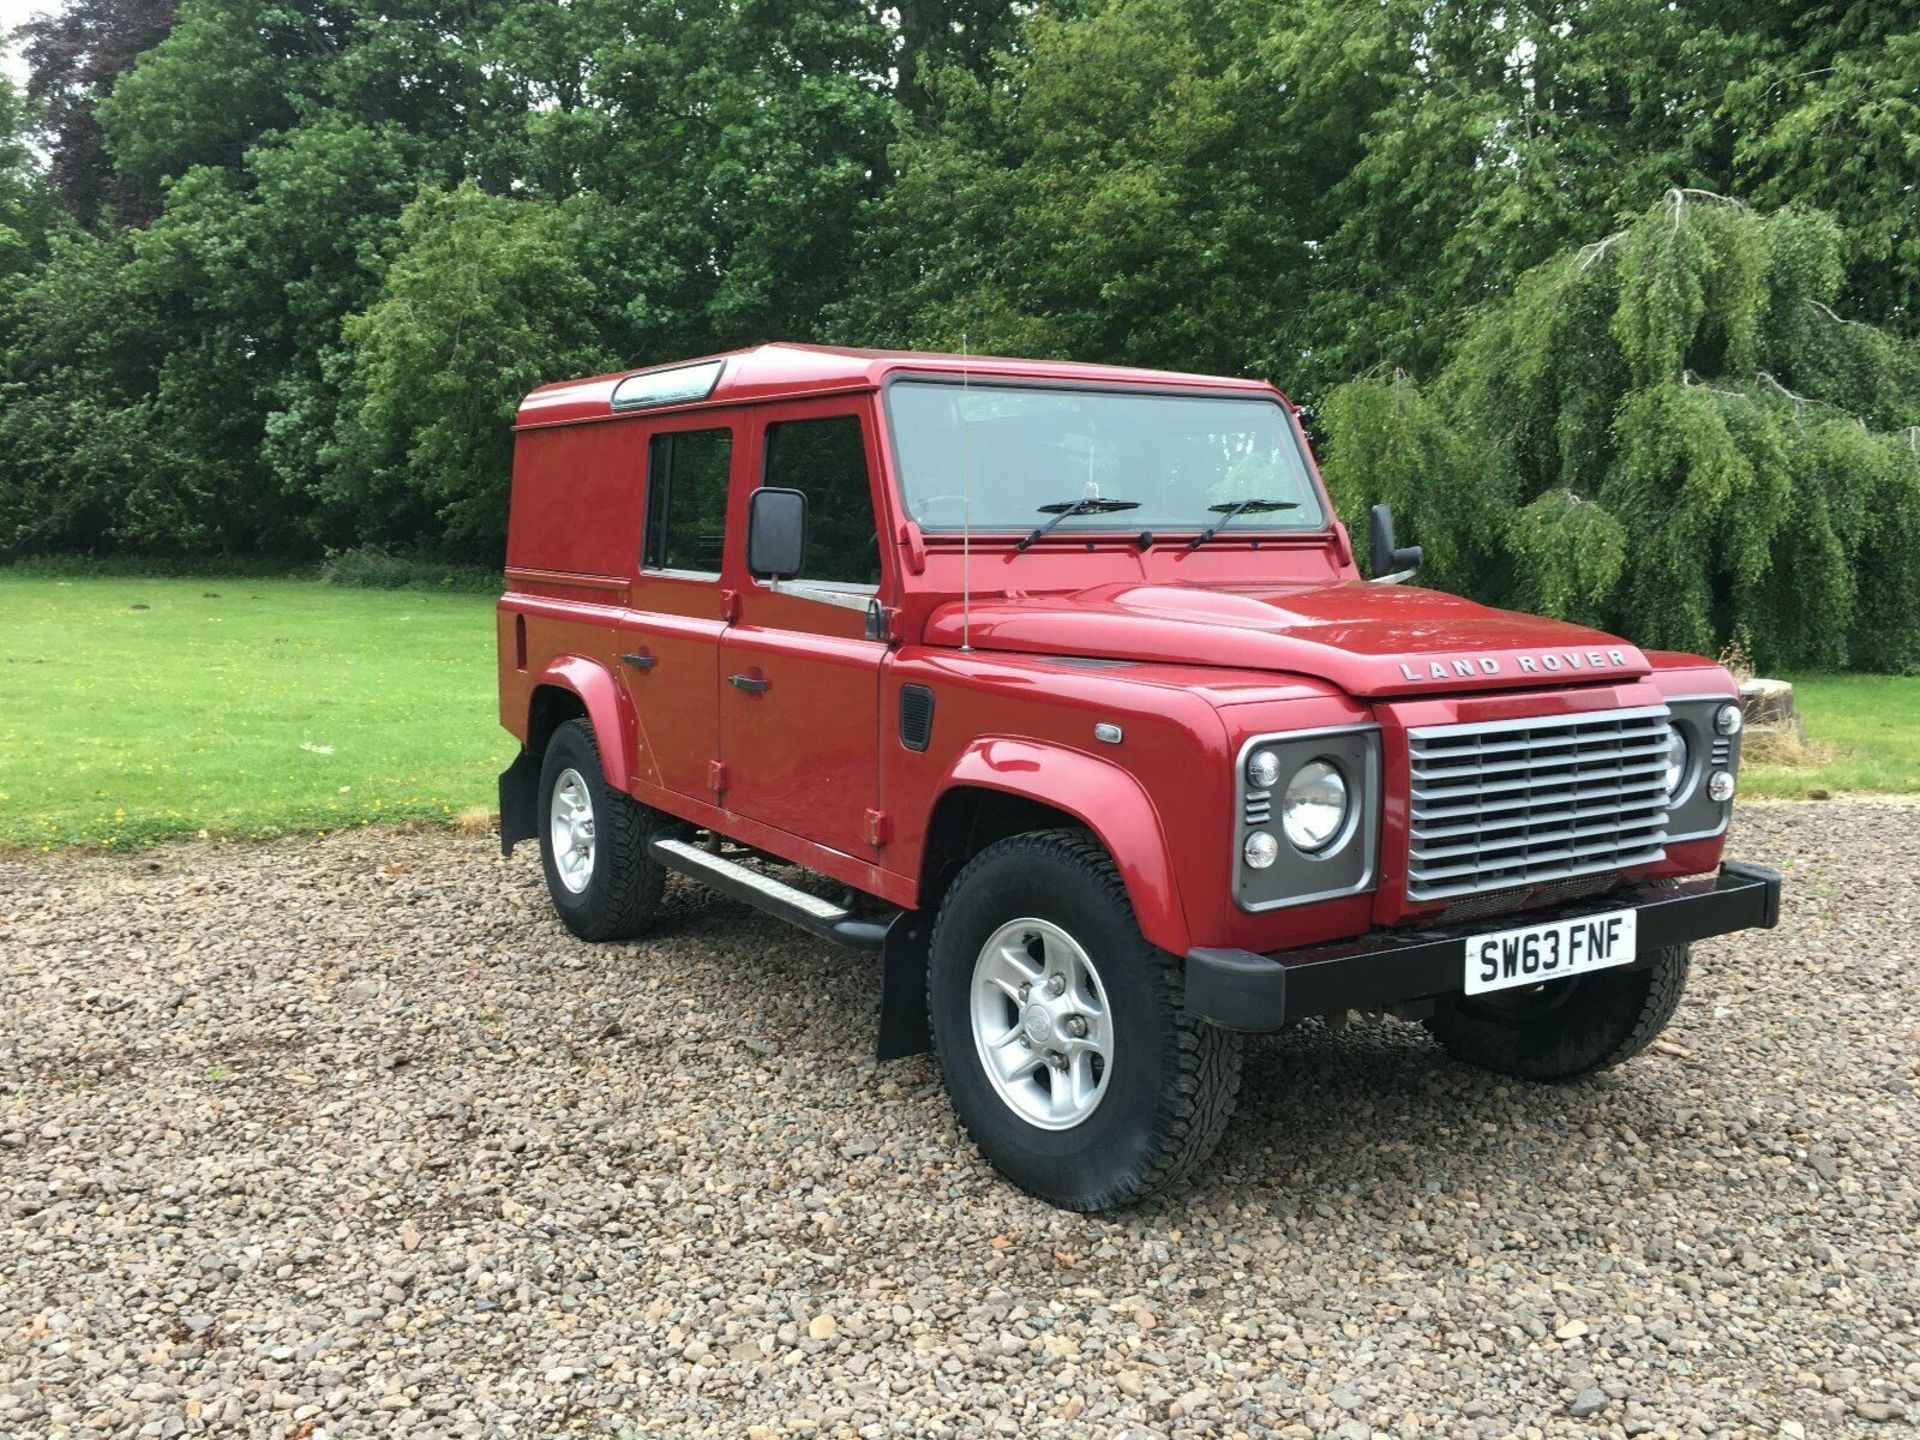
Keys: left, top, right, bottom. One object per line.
{"left": 1320, "top": 193, "right": 1920, "bottom": 673}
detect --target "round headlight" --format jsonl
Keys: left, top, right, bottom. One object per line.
{"left": 1663, "top": 725, "right": 1688, "bottom": 796}
{"left": 1281, "top": 760, "right": 1349, "bottom": 853}
{"left": 1708, "top": 769, "right": 1736, "bottom": 803}
{"left": 1246, "top": 748, "right": 1282, "bottom": 790}
{"left": 1243, "top": 831, "right": 1280, "bottom": 870}
{"left": 1715, "top": 702, "right": 1743, "bottom": 736}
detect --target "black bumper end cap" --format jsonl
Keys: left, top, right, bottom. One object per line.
{"left": 1718, "top": 859, "right": 1783, "bottom": 928}
{"left": 1185, "top": 947, "right": 1288, "bottom": 1033}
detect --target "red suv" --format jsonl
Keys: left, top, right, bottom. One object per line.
{"left": 496, "top": 344, "right": 1779, "bottom": 1211}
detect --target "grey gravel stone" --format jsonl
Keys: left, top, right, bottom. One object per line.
{"left": 0, "top": 801, "right": 1916, "bottom": 1438}
{"left": 1571, "top": 1386, "right": 1609, "bottom": 1417}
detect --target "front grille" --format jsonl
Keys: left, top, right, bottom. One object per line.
{"left": 1406, "top": 706, "right": 1671, "bottom": 902}
{"left": 1436, "top": 871, "right": 1622, "bottom": 925}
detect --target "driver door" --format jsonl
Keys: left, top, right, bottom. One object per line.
{"left": 717, "top": 399, "right": 889, "bottom": 861}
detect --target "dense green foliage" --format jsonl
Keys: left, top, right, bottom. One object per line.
{"left": 1318, "top": 197, "right": 1920, "bottom": 672}
{"left": 3, "top": 0, "right": 1919, "bottom": 665}
{"left": 0, "top": 77, "right": 52, "bottom": 279}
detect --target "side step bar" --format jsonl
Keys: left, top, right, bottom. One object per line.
{"left": 648, "top": 836, "right": 890, "bottom": 951}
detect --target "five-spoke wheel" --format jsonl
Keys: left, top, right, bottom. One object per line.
{"left": 970, "top": 918, "right": 1112, "bottom": 1130}
{"left": 535, "top": 719, "right": 665, "bottom": 941}
{"left": 547, "top": 767, "right": 596, "bottom": 894}
{"left": 928, "top": 829, "right": 1242, "bottom": 1211}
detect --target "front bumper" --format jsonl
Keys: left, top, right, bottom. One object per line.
{"left": 1185, "top": 861, "right": 1781, "bottom": 1033}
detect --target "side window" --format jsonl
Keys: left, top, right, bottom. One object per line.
{"left": 761, "top": 415, "right": 879, "bottom": 588}
{"left": 642, "top": 428, "right": 732, "bottom": 573}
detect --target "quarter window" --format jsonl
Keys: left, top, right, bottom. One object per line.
{"left": 760, "top": 415, "right": 880, "bottom": 589}
{"left": 643, "top": 428, "right": 732, "bottom": 573}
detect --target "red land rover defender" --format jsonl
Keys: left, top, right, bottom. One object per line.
{"left": 496, "top": 344, "right": 1780, "bottom": 1211}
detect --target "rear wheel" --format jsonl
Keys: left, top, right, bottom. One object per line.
{"left": 1424, "top": 944, "right": 1690, "bottom": 1080}
{"left": 927, "top": 829, "right": 1242, "bottom": 1211}
{"left": 536, "top": 719, "right": 665, "bottom": 941}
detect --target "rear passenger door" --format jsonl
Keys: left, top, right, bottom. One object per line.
{"left": 718, "top": 402, "right": 887, "bottom": 860}
{"left": 615, "top": 417, "right": 736, "bottom": 801}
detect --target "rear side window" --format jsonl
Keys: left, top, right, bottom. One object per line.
{"left": 643, "top": 428, "right": 732, "bottom": 573}
{"left": 762, "top": 415, "right": 878, "bottom": 588}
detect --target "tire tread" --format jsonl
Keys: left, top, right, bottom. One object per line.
{"left": 1426, "top": 944, "right": 1690, "bottom": 1081}
{"left": 930, "top": 828, "right": 1242, "bottom": 1210}
{"left": 544, "top": 719, "right": 664, "bottom": 942}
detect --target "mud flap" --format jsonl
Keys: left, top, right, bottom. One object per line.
{"left": 876, "top": 910, "right": 934, "bottom": 1061}
{"left": 498, "top": 748, "right": 541, "bottom": 856}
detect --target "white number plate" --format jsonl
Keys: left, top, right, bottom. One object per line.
{"left": 1464, "top": 909, "right": 1637, "bottom": 996}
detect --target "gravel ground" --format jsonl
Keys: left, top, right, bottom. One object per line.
{"left": 1, "top": 802, "right": 1916, "bottom": 1440}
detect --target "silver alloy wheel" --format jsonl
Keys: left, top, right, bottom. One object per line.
{"left": 970, "top": 917, "right": 1113, "bottom": 1130}
{"left": 549, "top": 767, "right": 596, "bottom": 894}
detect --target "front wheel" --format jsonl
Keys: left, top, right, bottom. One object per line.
{"left": 927, "top": 830, "right": 1242, "bottom": 1211}
{"left": 536, "top": 718, "right": 665, "bottom": 941}
{"left": 1424, "top": 944, "right": 1691, "bottom": 1080}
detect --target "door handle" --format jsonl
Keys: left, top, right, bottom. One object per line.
{"left": 621, "top": 652, "right": 657, "bottom": 671}
{"left": 727, "top": 673, "right": 771, "bottom": 694}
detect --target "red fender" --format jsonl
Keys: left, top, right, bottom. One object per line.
{"left": 942, "top": 738, "right": 1191, "bottom": 955}
{"left": 536, "top": 655, "right": 637, "bottom": 794}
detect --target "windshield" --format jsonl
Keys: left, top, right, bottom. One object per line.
{"left": 884, "top": 381, "right": 1326, "bottom": 535}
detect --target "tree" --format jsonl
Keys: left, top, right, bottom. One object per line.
{"left": 19, "top": 0, "right": 177, "bottom": 222}
{"left": 836, "top": 0, "right": 1311, "bottom": 376}
{"left": 0, "top": 76, "right": 52, "bottom": 279}
{"left": 845, "top": 0, "right": 1920, "bottom": 408}
{"left": 328, "top": 184, "right": 616, "bottom": 555}
{"left": 1317, "top": 195, "right": 1920, "bottom": 673}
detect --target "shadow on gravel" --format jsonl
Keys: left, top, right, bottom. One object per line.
{"left": 630, "top": 873, "right": 1732, "bottom": 1226}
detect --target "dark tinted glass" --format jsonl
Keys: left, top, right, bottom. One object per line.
{"left": 643, "top": 428, "right": 732, "bottom": 572}
{"left": 761, "top": 416, "right": 878, "bottom": 587}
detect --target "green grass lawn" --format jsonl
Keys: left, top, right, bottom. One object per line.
{"left": 1741, "top": 673, "right": 1920, "bottom": 799}
{"left": 0, "top": 571, "right": 1913, "bottom": 848}
{"left": 0, "top": 573, "right": 503, "bottom": 849}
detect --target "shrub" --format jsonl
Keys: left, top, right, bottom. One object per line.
{"left": 318, "top": 546, "right": 499, "bottom": 593}
{"left": 1319, "top": 194, "right": 1920, "bottom": 673}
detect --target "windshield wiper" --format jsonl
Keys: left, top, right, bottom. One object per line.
{"left": 1184, "top": 497, "right": 1301, "bottom": 551}
{"left": 1014, "top": 497, "right": 1142, "bottom": 552}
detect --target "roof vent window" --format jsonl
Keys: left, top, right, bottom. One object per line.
{"left": 611, "top": 360, "right": 724, "bottom": 412}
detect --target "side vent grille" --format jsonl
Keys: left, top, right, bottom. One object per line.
{"left": 899, "top": 685, "right": 935, "bottom": 752}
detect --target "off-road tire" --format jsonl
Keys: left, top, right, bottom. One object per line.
{"left": 1424, "top": 944, "right": 1690, "bottom": 1081}
{"left": 927, "top": 829, "right": 1243, "bottom": 1211}
{"left": 537, "top": 718, "right": 665, "bottom": 942}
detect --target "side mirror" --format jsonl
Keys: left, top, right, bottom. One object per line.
{"left": 748, "top": 487, "right": 808, "bottom": 580}
{"left": 1368, "top": 503, "right": 1424, "bottom": 579}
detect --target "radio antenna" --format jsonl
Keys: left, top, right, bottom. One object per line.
{"left": 960, "top": 332, "right": 973, "bottom": 651}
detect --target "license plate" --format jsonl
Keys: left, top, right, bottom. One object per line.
{"left": 1464, "top": 909, "right": 1637, "bottom": 996}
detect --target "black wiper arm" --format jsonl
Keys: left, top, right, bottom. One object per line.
{"left": 1184, "top": 497, "right": 1301, "bottom": 551}
{"left": 1014, "top": 497, "right": 1142, "bottom": 552}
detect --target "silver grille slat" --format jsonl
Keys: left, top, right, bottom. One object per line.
{"left": 1414, "top": 756, "right": 1669, "bottom": 796}
{"left": 1410, "top": 783, "right": 1668, "bottom": 826}
{"left": 1405, "top": 706, "right": 1671, "bottom": 901}
{"left": 1411, "top": 738, "right": 1672, "bottom": 781}
{"left": 1414, "top": 795, "right": 1669, "bottom": 842}
{"left": 1413, "top": 813, "right": 1666, "bottom": 864}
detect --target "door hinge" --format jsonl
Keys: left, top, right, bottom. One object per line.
{"left": 866, "top": 808, "right": 891, "bottom": 846}
{"left": 721, "top": 588, "right": 740, "bottom": 622}
{"left": 708, "top": 759, "right": 728, "bottom": 794}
